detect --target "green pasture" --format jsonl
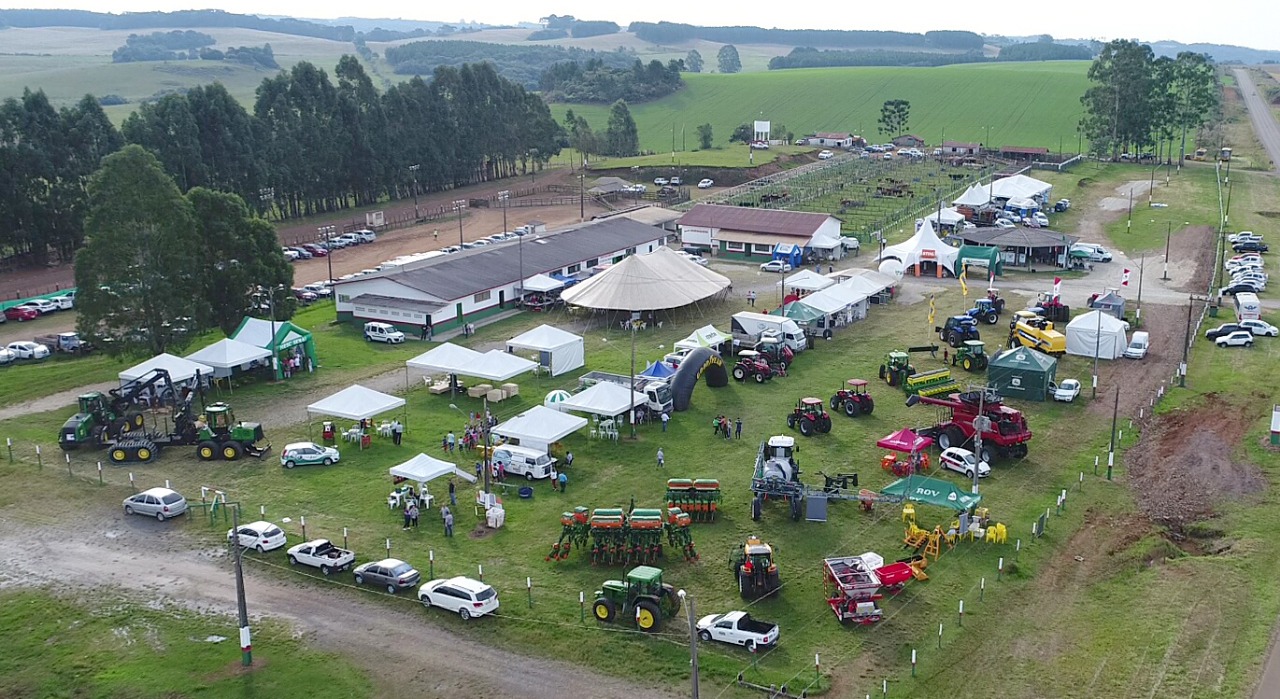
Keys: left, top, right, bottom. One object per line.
{"left": 0, "top": 589, "right": 371, "bottom": 699}
{"left": 556, "top": 62, "right": 1091, "bottom": 159}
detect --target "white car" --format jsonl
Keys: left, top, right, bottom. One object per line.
{"left": 6, "top": 341, "right": 50, "bottom": 360}
{"left": 1239, "top": 319, "right": 1279, "bottom": 337}
{"left": 302, "top": 283, "right": 333, "bottom": 298}
{"left": 1051, "top": 379, "right": 1081, "bottom": 402}
{"left": 440, "top": 246, "right": 461, "bottom": 254}
{"left": 1024, "top": 212, "right": 1050, "bottom": 227}
{"left": 364, "top": 321, "right": 405, "bottom": 344}
{"left": 818, "top": 150, "right": 834, "bottom": 160}
{"left": 228, "top": 520, "right": 288, "bottom": 553}
{"left": 938, "top": 447, "right": 990, "bottom": 479}
{"left": 281, "top": 247, "right": 300, "bottom": 261}
{"left": 697, "top": 179, "right": 714, "bottom": 189}
{"left": 20, "top": 299, "right": 59, "bottom": 315}
{"left": 679, "top": 252, "right": 709, "bottom": 267}
{"left": 50, "top": 291, "right": 76, "bottom": 310}
{"left": 0, "top": 347, "right": 16, "bottom": 365}
{"left": 280, "top": 442, "right": 341, "bottom": 468}
{"left": 418, "top": 576, "right": 499, "bottom": 620}
{"left": 994, "top": 219, "right": 1017, "bottom": 229}
{"left": 353, "top": 229, "right": 377, "bottom": 243}
{"left": 629, "top": 184, "right": 648, "bottom": 194}
{"left": 1228, "top": 231, "right": 1262, "bottom": 244}
{"left": 123, "top": 487, "right": 188, "bottom": 520}
{"left": 759, "top": 260, "right": 792, "bottom": 273}
{"left": 331, "top": 233, "right": 361, "bottom": 247}
{"left": 669, "top": 177, "right": 682, "bottom": 185}
{"left": 1216, "top": 330, "right": 1254, "bottom": 348}
{"left": 653, "top": 177, "right": 669, "bottom": 186}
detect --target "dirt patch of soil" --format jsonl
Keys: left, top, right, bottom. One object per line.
{"left": 1126, "top": 394, "right": 1266, "bottom": 527}
{"left": 1083, "top": 302, "right": 1185, "bottom": 421}
{"left": 203, "top": 657, "right": 270, "bottom": 682}
{"left": 1097, "top": 180, "right": 1156, "bottom": 213}
{"left": 1172, "top": 225, "right": 1218, "bottom": 293}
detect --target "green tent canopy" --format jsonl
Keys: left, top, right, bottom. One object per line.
{"left": 987, "top": 346, "right": 1057, "bottom": 401}
{"left": 956, "top": 245, "right": 1003, "bottom": 277}
{"left": 230, "top": 316, "right": 317, "bottom": 380}
{"left": 880, "top": 474, "right": 982, "bottom": 511}
{"left": 770, "top": 301, "right": 824, "bottom": 324}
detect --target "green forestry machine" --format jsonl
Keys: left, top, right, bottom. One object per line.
{"left": 592, "top": 565, "right": 682, "bottom": 632}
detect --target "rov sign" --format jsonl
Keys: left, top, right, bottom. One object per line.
{"left": 914, "top": 487, "right": 941, "bottom": 498}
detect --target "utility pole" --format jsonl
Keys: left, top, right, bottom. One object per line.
{"left": 1162, "top": 221, "right": 1172, "bottom": 280}
{"left": 679, "top": 590, "right": 699, "bottom": 699}
{"left": 580, "top": 173, "right": 585, "bottom": 222}
{"left": 482, "top": 397, "right": 492, "bottom": 495}
{"left": 971, "top": 387, "right": 987, "bottom": 495}
{"left": 1180, "top": 295, "right": 1195, "bottom": 388}
{"left": 498, "top": 190, "right": 510, "bottom": 234}
{"left": 230, "top": 505, "right": 252, "bottom": 666}
{"left": 1091, "top": 305, "right": 1102, "bottom": 398}
{"left": 1126, "top": 188, "right": 1133, "bottom": 233}
{"left": 629, "top": 315, "right": 638, "bottom": 439}
{"left": 1107, "top": 385, "right": 1119, "bottom": 480}
{"left": 409, "top": 164, "right": 421, "bottom": 220}
{"left": 453, "top": 199, "right": 466, "bottom": 247}
{"left": 319, "top": 225, "right": 335, "bottom": 283}
{"left": 1136, "top": 253, "right": 1145, "bottom": 323}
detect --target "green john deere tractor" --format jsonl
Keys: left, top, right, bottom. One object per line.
{"left": 592, "top": 565, "right": 682, "bottom": 632}
{"left": 59, "top": 392, "right": 141, "bottom": 450}
{"left": 951, "top": 340, "right": 989, "bottom": 372}
{"left": 194, "top": 402, "right": 269, "bottom": 461}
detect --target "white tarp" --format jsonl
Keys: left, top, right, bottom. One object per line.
{"left": 828, "top": 268, "right": 898, "bottom": 294}
{"left": 119, "top": 353, "right": 216, "bottom": 385}
{"left": 521, "top": 273, "right": 565, "bottom": 293}
{"left": 467, "top": 350, "right": 537, "bottom": 382}
{"left": 493, "top": 405, "right": 588, "bottom": 452}
{"left": 185, "top": 339, "right": 271, "bottom": 377}
{"left": 1065, "top": 310, "right": 1128, "bottom": 360}
{"left": 796, "top": 286, "right": 852, "bottom": 316}
{"left": 557, "top": 381, "right": 647, "bottom": 417}
{"left": 923, "top": 207, "right": 966, "bottom": 226}
{"left": 1005, "top": 197, "right": 1039, "bottom": 211}
{"left": 389, "top": 453, "right": 476, "bottom": 486}
{"left": 507, "top": 325, "right": 584, "bottom": 376}
{"left": 406, "top": 343, "right": 483, "bottom": 373}
{"left": 561, "top": 247, "right": 730, "bottom": 310}
{"left": 809, "top": 233, "right": 843, "bottom": 250}
{"left": 674, "top": 324, "right": 732, "bottom": 351}
{"left": 307, "top": 384, "right": 406, "bottom": 421}
{"left": 876, "top": 220, "right": 960, "bottom": 275}
{"left": 782, "top": 269, "right": 835, "bottom": 293}
{"left": 990, "top": 174, "right": 1052, "bottom": 200}
{"left": 952, "top": 184, "right": 991, "bottom": 207}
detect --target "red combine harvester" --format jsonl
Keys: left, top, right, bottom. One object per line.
{"left": 822, "top": 553, "right": 914, "bottom": 625}
{"left": 905, "top": 389, "right": 1032, "bottom": 463}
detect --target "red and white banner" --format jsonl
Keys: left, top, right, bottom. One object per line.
{"left": 1052, "top": 276, "right": 1062, "bottom": 300}
{"left": 1122, "top": 269, "right": 1131, "bottom": 287}
{"left": 989, "top": 271, "right": 995, "bottom": 287}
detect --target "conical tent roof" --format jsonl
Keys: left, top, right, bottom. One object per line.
{"left": 876, "top": 219, "right": 960, "bottom": 274}
{"left": 640, "top": 361, "right": 675, "bottom": 378}
{"left": 953, "top": 184, "right": 991, "bottom": 207}
{"left": 560, "top": 247, "right": 730, "bottom": 310}
{"left": 876, "top": 428, "right": 933, "bottom": 453}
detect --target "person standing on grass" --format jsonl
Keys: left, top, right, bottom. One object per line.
{"left": 558, "top": 470, "right": 568, "bottom": 494}
{"left": 657, "top": 447, "right": 665, "bottom": 468}
{"left": 566, "top": 452, "right": 574, "bottom": 468}
{"left": 393, "top": 419, "right": 404, "bottom": 445}
{"left": 444, "top": 510, "right": 455, "bottom": 538}
{"left": 420, "top": 324, "right": 429, "bottom": 341}
{"left": 661, "top": 412, "right": 669, "bottom": 432}
{"left": 446, "top": 431, "right": 456, "bottom": 453}
{"left": 409, "top": 502, "right": 419, "bottom": 529}
{"left": 448, "top": 479, "right": 457, "bottom": 506}
{"left": 403, "top": 502, "right": 412, "bottom": 530}
{"left": 735, "top": 417, "right": 743, "bottom": 439}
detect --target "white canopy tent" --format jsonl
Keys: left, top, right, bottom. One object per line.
{"left": 467, "top": 350, "right": 537, "bottom": 382}
{"left": 781, "top": 269, "right": 835, "bottom": 293}
{"left": 952, "top": 184, "right": 991, "bottom": 207}
{"left": 406, "top": 343, "right": 483, "bottom": 374}
{"left": 119, "top": 353, "right": 216, "bottom": 386}
{"left": 1005, "top": 197, "right": 1039, "bottom": 211}
{"left": 922, "top": 208, "right": 966, "bottom": 227}
{"left": 796, "top": 286, "right": 853, "bottom": 316}
{"left": 185, "top": 339, "right": 271, "bottom": 378}
{"left": 808, "top": 233, "right": 844, "bottom": 256}
{"left": 557, "top": 381, "right": 647, "bottom": 418}
{"left": 307, "top": 384, "right": 406, "bottom": 421}
{"left": 674, "top": 324, "right": 732, "bottom": 352}
{"left": 876, "top": 220, "right": 960, "bottom": 276}
{"left": 990, "top": 174, "right": 1052, "bottom": 201}
{"left": 506, "top": 325, "right": 584, "bottom": 376}
{"left": 1065, "top": 310, "right": 1128, "bottom": 359}
{"left": 560, "top": 246, "right": 730, "bottom": 310}
{"left": 521, "top": 273, "right": 565, "bottom": 293}
{"left": 493, "top": 405, "right": 588, "bottom": 452}
{"left": 389, "top": 453, "right": 477, "bottom": 487}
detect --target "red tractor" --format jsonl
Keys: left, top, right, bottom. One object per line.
{"left": 830, "top": 379, "right": 875, "bottom": 418}
{"left": 732, "top": 350, "right": 773, "bottom": 384}
{"left": 905, "top": 389, "right": 1031, "bottom": 463}
{"left": 787, "top": 397, "right": 832, "bottom": 437}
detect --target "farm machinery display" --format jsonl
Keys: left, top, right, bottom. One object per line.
{"left": 665, "top": 479, "right": 722, "bottom": 522}
{"left": 936, "top": 315, "right": 981, "bottom": 348}
{"left": 732, "top": 350, "right": 774, "bottom": 383}
{"left": 786, "top": 397, "right": 832, "bottom": 436}
{"left": 592, "top": 565, "right": 682, "bottom": 632}
{"left": 547, "top": 506, "right": 698, "bottom": 564}
{"left": 822, "top": 553, "right": 915, "bottom": 625}
{"left": 906, "top": 389, "right": 1032, "bottom": 463}
{"left": 730, "top": 536, "right": 781, "bottom": 599}
{"left": 750, "top": 436, "right": 864, "bottom": 521}
{"left": 949, "top": 340, "right": 989, "bottom": 372}
{"left": 876, "top": 428, "right": 933, "bottom": 478}
{"left": 830, "top": 379, "right": 875, "bottom": 417}
{"left": 965, "top": 294, "right": 1005, "bottom": 325}
{"left": 878, "top": 345, "right": 942, "bottom": 388}
{"left": 59, "top": 368, "right": 178, "bottom": 450}
{"left": 1010, "top": 312, "right": 1066, "bottom": 356}
{"left": 1032, "top": 291, "right": 1070, "bottom": 323}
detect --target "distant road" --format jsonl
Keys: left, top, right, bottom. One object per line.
{"left": 1232, "top": 68, "right": 1280, "bottom": 173}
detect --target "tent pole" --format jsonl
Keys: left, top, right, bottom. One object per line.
{"left": 630, "top": 318, "right": 637, "bottom": 439}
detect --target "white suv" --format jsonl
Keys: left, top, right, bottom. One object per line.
{"left": 364, "top": 322, "right": 405, "bottom": 343}
{"left": 354, "top": 229, "right": 377, "bottom": 243}
{"left": 418, "top": 576, "right": 499, "bottom": 620}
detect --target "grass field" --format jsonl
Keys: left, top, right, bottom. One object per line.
{"left": 0, "top": 589, "right": 371, "bottom": 698}
{"left": 555, "top": 62, "right": 1091, "bottom": 158}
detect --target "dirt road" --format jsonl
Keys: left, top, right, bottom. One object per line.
{"left": 0, "top": 507, "right": 682, "bottom": 699}
{"left": 1232, "top": 68, "right": 1280, "bottom": 173}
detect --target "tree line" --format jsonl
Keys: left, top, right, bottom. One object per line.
{"left": 1080, "top": 40, "right": 1219, "bottom": 160}
{"left": 0, "top": 57, "right": 564, "bottom": 266}
{"left": 768, "top": 47, "right": 988, "bottom": 69}
{"left": 385, "top": 40, "right": 638, "bottom": 90}
{"left": 540, "top": 58, "right": 683, "bottom": 103}
{"left": 629, "top": 22, "right": 982, "bottom": 51}
{"left": 111, "top": 30, "right": 215, "bottom": 62}
{"left": 532, "top": 15, "right": 620, "bottom": 40}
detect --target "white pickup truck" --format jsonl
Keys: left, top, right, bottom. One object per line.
{"left": 286, "top": 539, "right": 355, "bottom": 575}
{"left": 696, "top": 611, "right": 779, "bottom": 652}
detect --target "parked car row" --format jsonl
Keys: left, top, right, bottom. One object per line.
{"left": 1221, "top": 251, "right": 1267, "bottom": 296}
{"left": 2, "top": 340, "right": 51, "bottom": 363}
{"left": 1, "top": 292, "right": 75, "bottom": 324}
{"left": 652, "top": 176, "right": 683, "bottom": 186}
{"left": 286, "top": 229, "right": 379, "bottom": 261}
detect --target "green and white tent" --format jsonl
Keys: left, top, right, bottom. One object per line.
{"left": 987, "top": 346, "right": 1057, "bottom": 402}
{"left": 881, "top": 475, "right": 982, "bottom": 511}
{"left": 230, "top": 316, "right": 317, "bottom": 380}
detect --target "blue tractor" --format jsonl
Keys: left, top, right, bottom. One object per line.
{"left": 936, "top": 315, "right": 981, "bottom": 348}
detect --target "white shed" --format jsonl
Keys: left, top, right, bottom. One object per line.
{"left": 1065, "top": 310, "right": 1128, "bottom": 359}
{"left": 506, "top": 325, "right": 585, "bottom": 376}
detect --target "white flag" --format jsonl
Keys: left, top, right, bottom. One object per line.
{"left": 1121, "top": 269, "right": 1131, "bottom": 287}
{"left": 1052, "top": 277, "right": 1062, "bottom": 301}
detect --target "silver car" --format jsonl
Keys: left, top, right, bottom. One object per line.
{"left": 123, "top": 487, "right": 188, "bottom": 521}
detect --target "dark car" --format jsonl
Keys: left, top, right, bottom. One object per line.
{"left": 353, "top": 558, "right": 421, "bottom": 594}
{"left": 1220, "top": 282, "right": 1262, "bottom": 296}
{"left": 1233, "top": 242, "right": 1269, "bottom": 253}
{"left": 1204, "top": 323, "right": 1242, "bottom": 340}
{"left": 302, "top": 243, "right": 328, "bottom": 257}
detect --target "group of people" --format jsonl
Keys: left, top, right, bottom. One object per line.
{"left": 400, "top": 485, "right": 455, "bottom": 537}
{"left": 713, "top": 415, "right": 743, "bottom": 440}
{"left": 278, "top": 349, "right": 311, "bottom": 379}
{"left": 442, "top": 411, "right": 499, "bottom": 454}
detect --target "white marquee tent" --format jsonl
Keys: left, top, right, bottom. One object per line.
{"left": 674, "top": 324, "right": 732, "bottom": 352}
{"left": 389, "top": 453, "right": 477, "bottom": 488}
{"left": 506, "top": 325, "right": 584, "bottom": 376}
{"left": 1065, "top": 310, "right": 1128, "bottom": 360}
{"left": 952, "top": 184, "right": 991, "bottom": 207}
{"left": 781, "top": 269, "right": 835, "bottom": 293}
{"left": 467, "top": 351, "right": 537, "bottom": 382}
{"left": 521, "top": 273, "right": 565, "bottom": 293}
{"left": 990, "top": 174, "right": 1052, "bottom": 201}
{"left": 921, "top": 208, "right": 966, "bottom": 227}
{"left": 307, "top": 384, "right": 406, "bottom": 421}
{"left": 876, "top": 220, "right": 960, "bottom": 275}
{"left": 119, "top": 353, "right": 216, "bottom": 386}
{"left": 185, "top": 339, "right": 271, "bottom": 378}
{"left": 560, "top": 246, "right": 730, "bottom": 310}
{"left": 556, "top": 381, "right": 647, "bottom": 418}
{"left": 493, "top": 405, "right": 588, "bottom": 452}
{"left": 406, "top": 343, "right": 483, "bottom": 374}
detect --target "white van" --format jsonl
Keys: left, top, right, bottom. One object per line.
{"left": 1123, "top": 331, "right": 1149, "bottom": 359}
{"left": 1070, "top": 243, "right": 1113, "bottom": 262}
{"left": 730, "top": 312, "right": 808, "bottom": 352}
{"left": 492, "top": 445, "right": 556, "bottom": 480}
{"left": 363, "top": 322, "right": 405, "bottom": 344}
{"left": 1234, "top": 292, "right": 1261, "bottom": 321}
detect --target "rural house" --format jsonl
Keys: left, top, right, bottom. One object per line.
{"left": 892, "top": 135, "right": 926, "bottom": 148}
{"left": 810, "top": 132, "right": 855, "bottom": 148}
{"left": 1000, "top": 146, "right": 1050, "bottom": 161}
{"left": 942, "top": 141, "right": 981, "bottom": 156}
{"left": 676, "top": 204, "right": 846, "bottom": 262}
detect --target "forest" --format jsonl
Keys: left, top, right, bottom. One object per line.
{"left": 385, "top": 40, "right": 639, "bottom": 90}
{"left": 628, "top": 22, "right": 983, "bottom": 51}
{"left": 0, "top": 58, "right": 563, "bottom": 267}
{"left": 768, "top": 48, "right": 988, "bottom": 69}
{"left": 539, "top": 58, "right": 683, "bottom": 103}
